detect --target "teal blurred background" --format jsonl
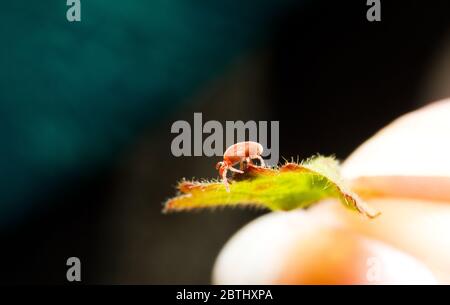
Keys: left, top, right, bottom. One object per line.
{"left": 0, "top": 1, "right": 294, "bottom": 225}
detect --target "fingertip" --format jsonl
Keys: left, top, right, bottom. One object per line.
{"left": 213, "top": 209, "right": 437, "bottom": 284}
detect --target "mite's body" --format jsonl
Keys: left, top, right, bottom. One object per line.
{"left": 216, "top": 141, "right": 265, "bottom": 191}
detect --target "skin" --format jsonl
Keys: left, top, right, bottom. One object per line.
{"left": 213, "top": 98, "right": 450, "bottom": 284}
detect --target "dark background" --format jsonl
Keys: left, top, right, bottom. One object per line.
{"left": 1, "top": 1, "right": 449, "bottom": 284}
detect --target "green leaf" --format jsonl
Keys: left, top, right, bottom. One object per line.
{"left": 163, "top": 156, "right": 380, "bottom": 218}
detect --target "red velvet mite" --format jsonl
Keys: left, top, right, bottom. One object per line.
{"left": 216, "top": 141, "right": 265, "bottom": 191}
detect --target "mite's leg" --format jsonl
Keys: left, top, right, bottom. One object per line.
{"left": 239, "top": 160, "right": 245, "bottom": 171}
{"left": 257, "top": 156, "right": 265, "bottom": 167}
{"left": 243, "top": 157, "right": 255, "bottom": 168}
{"left": 228, "top": 166, "right": 244, "bottom": 174}
{"left": 221, "top": 167, "right": 230, "bottom": 192}
{"left": 249, "top": 155, "right": 265, "bottom": 167}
